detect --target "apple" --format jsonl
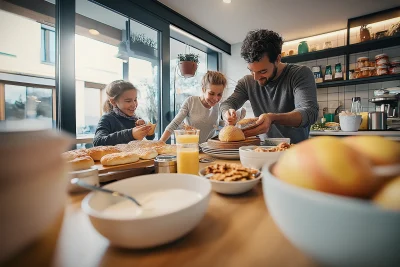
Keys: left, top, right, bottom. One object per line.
{"left": 342, "top": 136, "right": 400, "bottom": 166}
{"left": 373, "top": 176, "right": 400, "bottom": 211}
{"left": 272, "top": 136, "right": 378, "bottom": 198}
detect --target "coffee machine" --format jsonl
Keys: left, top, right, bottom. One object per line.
{"left": 369, "top": 91, "right": 400, "bottom": 130}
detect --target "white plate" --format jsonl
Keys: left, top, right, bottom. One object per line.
{"left": 203, "top": 151, "right": 239, "bottom": 160}
{"left": 324, "top": 129, "right": 339, "bottom": 132}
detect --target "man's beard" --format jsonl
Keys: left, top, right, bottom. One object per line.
{"left": 258, "top": 64, "right": 278, "bottom": 86}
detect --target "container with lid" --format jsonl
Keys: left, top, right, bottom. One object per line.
{"left": 357, "top": 57, "right": 369, "bottom": 68}
{"left": 375, "top": 54, "right": 389, "bottom": 66}
{"left": 376, "top": 66, "right": 388, "bottom": 76}
{"left": 154, "top": 155, "right": 177, "bottom": 173}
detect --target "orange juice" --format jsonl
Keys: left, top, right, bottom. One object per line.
{"left": 176, "top": 134, "right": 199, "bottom": 144}
{"left": 177, "top": 144, "right": 199, "bottom": 175}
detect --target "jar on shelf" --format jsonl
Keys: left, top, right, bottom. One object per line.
{"left": 349, "top": 70, "right": 355, "bottom": 80}
{"left": 369, "top": 61, "right": 376, "bottom": 67}
{"left": 369, "top": 67, "right": 376, "bottom": 76}
{"left": 376, "top": 66, "right": 388, "bottom": 76}
{"left": 357, "top": 57, "right": 369, "bottom": 68}
{"left": 360, "top": 67, "right": 371, "bottom": 78}
{"left": 353, "top": 70, "right": 360, "bottom": 79}
{"left": 375, "top": 54, "right": 389, "bottom": 66}
{"left": 389, "top": 60, "right": 399, "bottom": 74}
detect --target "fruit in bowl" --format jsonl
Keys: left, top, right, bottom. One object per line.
{"left": 262, "top": 136, "right": 400, "bottom": 267}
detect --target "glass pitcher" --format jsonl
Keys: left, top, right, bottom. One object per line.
{"left": 351, "top": 97, "right": 362, "bottom": 115}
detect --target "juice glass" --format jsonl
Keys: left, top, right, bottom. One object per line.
{"left": 176, "top": 143, "right": 199, "bottom": 175}
{"left": 174, "top": 129, "right": 200, "bottom": 144}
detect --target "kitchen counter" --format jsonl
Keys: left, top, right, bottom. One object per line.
{"left": 8, "top": 157, "right": 318, "bottom": 267}
{"left": 310, "top": 130, "right": 400, "bottom": 141}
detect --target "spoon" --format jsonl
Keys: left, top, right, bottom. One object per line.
{"left": 71, "top": 178, "right": 142, "bottom": 207}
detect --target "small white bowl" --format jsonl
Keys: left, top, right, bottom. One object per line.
{"left": 81, "top": 173, "right": 211, "bottom": 249}
{"left": 339, "top": 115, "right": 362, "bottom": 132}
{"left": 67, "top": 166, "right": 99, "bottom": 193}
{"left": 199, "top": 167, "right": 261, "bottom": 195}
{"left": 261, "top": 164, "right": 400, "bottom": 267}
{"left": 239, "top": 146, "right": 284, "bottom": 170}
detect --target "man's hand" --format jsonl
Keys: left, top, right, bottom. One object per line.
{"left": 224, "top": 109, "right": 237, "bottom": 126}
{"left": 243, "top": 113, "right": 273, "bottom": 137}
{"left": 132, "top": 125, "right": 151, "bottom": 140}
{"left": 135, "top": 119, "right": 145, "bottom": 126}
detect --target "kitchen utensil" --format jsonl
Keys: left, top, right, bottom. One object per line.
{"left": 71, "top": 178, "right": 142, "bottom": 207}
{"left": 380, "top": 104, "right": 396, "bottom": 118}
{"left": 368, "top": 112, "right": 387, "bottom": 130}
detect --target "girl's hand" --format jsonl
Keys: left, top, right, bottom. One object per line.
{"left": 132, "top": 125, "right": 151, "bottom": 140}
{"left": 135, "top": 119, "right": 146, "bottom": 126}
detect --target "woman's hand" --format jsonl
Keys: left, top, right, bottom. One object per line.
{"left": 132, "top": 125, "right": 151, "bottom": 140}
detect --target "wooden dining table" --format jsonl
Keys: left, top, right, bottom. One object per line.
{"left": 12, "top": 158, "right": 320, "bottom": 267}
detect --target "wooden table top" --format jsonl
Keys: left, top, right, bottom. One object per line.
{"left": 9, "top": 158, "right": 319, "bottom": 267}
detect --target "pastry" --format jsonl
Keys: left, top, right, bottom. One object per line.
{"left": 87, "top": 146, "right": 121, "bottom": 161}
{"left": 62, "top": 149, "right": 88, "bottom": 161}
{"left": 68, "top": 156, "right": 94, "bottom": 171}
{"left": 100, "top": 152, "right": 140, "bottom": 166}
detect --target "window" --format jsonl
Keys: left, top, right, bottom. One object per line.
{"left": 170, "top": 38, "right": 207, "bottom": 115}
{"left": 4, "top": 84, "right": 54, "bottom": 128}
{"left": 41, "top": 25, "right": 56, "bottom": 64}
{"left": 76, "top": 81, "right": 102, "bottom": 136}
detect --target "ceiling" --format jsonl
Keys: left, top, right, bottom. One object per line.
{"left": 157, "top": 0, "right": 399, "bottom": 44}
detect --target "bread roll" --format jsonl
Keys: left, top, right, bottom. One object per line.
{"left": 87, "top": 146, "right": 121, "bottom": 161}
{"left": 156, "top": 144, "right": 177, "bottom": 155}
{"left": 62, "top": 149, "right": 88, "bottom": 161}
{"left": 136, "top": 148, "right": 158, "bottom": 159}
{"left": 100, "top": 152, "right": 140, "bottom": 166}
{"left": 147, "top": 122, "right": 156, "bottom": 136}
{"left": 219, "top": 126, "right": 245, "bottom": 142}
{"left": 237, "top": 118, "right": 258, "bottom": 130}
{"left": 68, "top": 156, "right": 94, "bottom": 171}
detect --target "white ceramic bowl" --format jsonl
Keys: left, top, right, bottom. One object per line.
{"left": 67, "top": 166, "right": 99, "bottom": 193}
{"left": 339, "top": 115, "right": 362, "bottom": 132}
{"left": 0, "top": 122, "right": 72, "bottom": 262}
{"left": 81, "top": 173, "right": 211, "bottom": 249}
{"left": 262, "top": 164, "right": 400, "bottom": 267}
{"left": 199, "top": 167, "right": 261, "bottom": 195}
{"left": 239, "top": 146, "right": 284, "bottom": 170}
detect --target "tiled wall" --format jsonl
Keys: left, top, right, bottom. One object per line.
{"left": 301, "top": 45, "right": 400, "bottom": 119}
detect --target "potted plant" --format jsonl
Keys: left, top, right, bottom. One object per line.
{"left": 178, "top": 53, "right": 199, "bottom": 77}
{"left": 130, "top": 33, "right": 158, "bottom": 58}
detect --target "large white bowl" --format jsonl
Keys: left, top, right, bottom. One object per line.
{"left": 262, "top": 164, "right": 400, "bottom": 267}
{"left": 239, "top": 146, "right": 284, "bottom": 170}
{"left": 339, "top": 115, "right": 362, "bottom": 132}
{"left": 81, "top": 173, "right": 211, "bottom": 249}
{"left": 199, "top": 167, "right": 261, "bottom": 195}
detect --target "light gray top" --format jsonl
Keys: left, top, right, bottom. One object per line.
{"left": 165, "top": 96, "right": 220, "bottom": 143}
{"left": 220, "top": 64, "right": 319, "bottom": 144}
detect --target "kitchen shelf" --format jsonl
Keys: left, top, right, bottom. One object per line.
{"left": 281, "top": 46, "right": 346, "bottom": 63}
{"left": 316, "top": 73, "right": 400, "bottom": 88}
{"left": 348, "top": 36, "right": 400, "bottom": 54}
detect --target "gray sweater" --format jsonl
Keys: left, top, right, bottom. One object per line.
{"left": 165, "top": 96, "right": 220, "bottom": 143}
{"left": 220, "top": 64, "right": 318, "bottom": 143}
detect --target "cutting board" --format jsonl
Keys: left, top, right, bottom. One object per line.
{"left": 207, "top": 136, "right": 260, "bottom": 149}
{"left": 95, "top": 159, "right": 154, "bottom": 174}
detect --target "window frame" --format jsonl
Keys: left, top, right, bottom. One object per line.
{"left": 41, "top": 24, "right": 56, "bottom": 65}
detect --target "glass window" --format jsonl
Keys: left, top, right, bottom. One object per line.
{"left": 170, "top": 38, "right": 207, "bottom": 115}
{"left": 41, "top": 26, "right": 56, "bottom": 64}
{"left": 129, "top": 19, "right": 161, "bottom": 139}
{"left": 5, "top": 84, "right": 53, "bottom": 128}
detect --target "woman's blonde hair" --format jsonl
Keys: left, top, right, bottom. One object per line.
{"left": 201, "top": 71, "right": 227, "bottom": 92}
{"left": 103, "top": 80, "right": 137, "bottom": 113}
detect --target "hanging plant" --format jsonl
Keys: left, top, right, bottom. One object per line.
{"left": 177, "top": 53, "right": 199, "bottom": 78}
{"left": 130, "top": 33, "right": 158, "bottom": 58}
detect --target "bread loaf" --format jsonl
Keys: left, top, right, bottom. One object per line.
{"left": 100, "top": 152, "right": 140, "bottom": 166}
{"left": 68, "top": 156, "right": 94, "bottom": 171}
{"left": 237, "top": 118, "right": 258, "bottom": 130}
{"left": 62, "top": 149, "right": 88, "bottom": 161}
{"left": 87, "top": 146, "right": 121, "bottom": 161}
{"left": 218, "top": 126, "right": 245, "bottom": 142}
{"left": 136, "top": 148, "right": 158, "bottom": 159}
{"left": 156, "top": 144, "right": 177, "bottom": 155}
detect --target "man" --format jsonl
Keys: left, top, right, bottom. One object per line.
{"left": 221, "top": 29, "right": 318, "bottom": 143}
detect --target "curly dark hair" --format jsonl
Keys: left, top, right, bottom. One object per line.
{"left": 240, "top": 29, "right": 283, "bottom": 63}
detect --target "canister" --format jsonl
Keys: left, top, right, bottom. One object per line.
{"left": 154, "top": 155, "right": 177, "bottom": 173}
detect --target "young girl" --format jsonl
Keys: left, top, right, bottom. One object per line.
{"left": 93, "top": 80, "right": 154, "bottom": 146}
{"left": 161, "top": 71, "right": 241, "bottom": 144}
